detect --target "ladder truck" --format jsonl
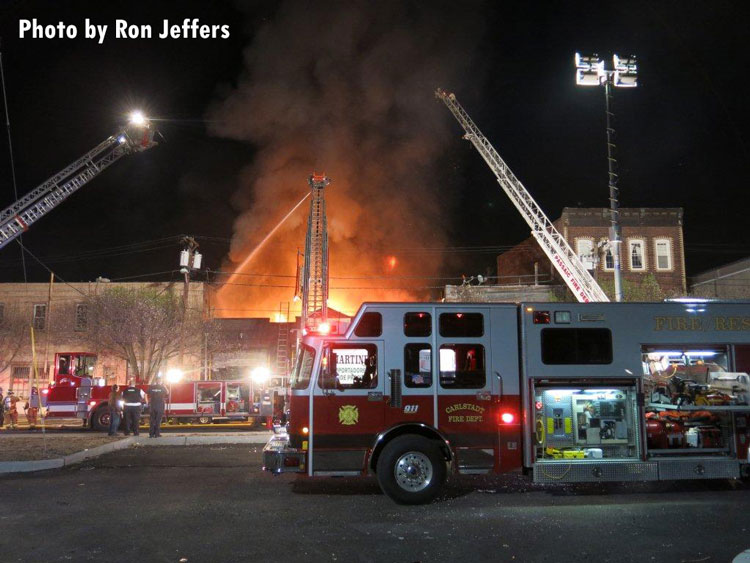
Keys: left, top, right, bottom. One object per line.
{"left": 301, "top": 173, "right": 332, "bottom": 333}
{"left": 435, "top": 89, "right": 609, "bottom": 303}
{"left": 0, "top": 113, "right": 156, "bottom": 252}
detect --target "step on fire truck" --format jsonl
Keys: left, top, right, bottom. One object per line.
{"left": 263, "top": 301, "right": 750, "bottom": 504}
{"left": 43, "top": 353, "right": 276, "bottom": 429}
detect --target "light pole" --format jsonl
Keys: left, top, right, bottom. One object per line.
{"left": 575, "top": 52, "right": 637, "bottom": 302}
{"left": 178, "top": 236, "right": 202, "bottom": 372}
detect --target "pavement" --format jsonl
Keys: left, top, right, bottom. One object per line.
{"left": 1, "top": 445, "right": 749, "bottom": 562}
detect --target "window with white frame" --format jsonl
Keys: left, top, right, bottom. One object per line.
{"left": 654, "top": 239, "right": 673, "bottom": 271}
{"left": 628, "top": 239, "right": 646, "bottom": 271}
{"left": 602, "top": 246, "right": 614, "bottom": 271}
{"left": 575, "top": 239, "right": 595, "bottom": 270}
{"left": 32, "top": 304, "right": 47, "bottom": 330}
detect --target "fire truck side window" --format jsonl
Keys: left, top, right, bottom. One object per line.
{"left": 541, "top": 329, "right": 612, "bottom": 365}
{"left": 439, "top": 313, "right": 484, "bottom": 337}
{"left": 75, "top": 355, "right": 97, "bottom": 377}
{"left": 291, "top": 345, "right": 315, "bottom": 390}
{"left": 321, "top": 344, "right": 378, "bottom": 389}
{"left": 354, "top": 312, "right": 382, "bottom": 337}
{"left": 404, "top": 344, "right": 432, "bottom": 388}
{"left": 439, "top": 344, "right": 485, "bottom": 389}
{"left": 58, "top": 355, "right": 71, "bottom": 375}
{"left": 404, "top": 312, "right": 431, "bottom": 337}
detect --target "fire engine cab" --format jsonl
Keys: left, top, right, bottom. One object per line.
{"left": 263, "top": 301, "right": 750, "bottom": 504}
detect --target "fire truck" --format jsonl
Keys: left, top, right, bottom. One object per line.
{"left": 43, "top": 353, "right": 274, "bottom": 430}
{"left": 263, "top": 301, "right": 750, "bottom": 504}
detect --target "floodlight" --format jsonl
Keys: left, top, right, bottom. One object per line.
{"left": 166, "top": 368, "right": 184, "bottom": 383}
{"left": 251, "top": 366, "right": 271, "bottom": 384}
{"left": 575, "top": 53, "right": 604, "bottom": 86}
{"left": 613, "top": 54, "right": 637, "bottom": 88}
{"left": 129, "top": 110, "right": 146, "bottom": 126}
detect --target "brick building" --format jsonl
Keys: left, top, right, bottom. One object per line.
{"left": 496, "top": 208, "right": 687, "bottom": 298}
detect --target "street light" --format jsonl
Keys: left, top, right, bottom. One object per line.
{"left": 574, "top": 52, "right": 637, "bottom": 302}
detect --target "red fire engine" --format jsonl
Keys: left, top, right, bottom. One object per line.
{"left": 44, "top": 353, "right": 275, "bottom": 430}
{"left": 264, "top": 301, "right": 750, "bottom": 504}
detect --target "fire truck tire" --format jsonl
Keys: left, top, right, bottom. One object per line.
{"left": 198, "top": 416, "right": 212, "bottom": 424}
{"left": 91, "top": 406, "right": 111, "bottom": 432}
{"left": 376, "top": 435, "right": 446, "bottom": 505}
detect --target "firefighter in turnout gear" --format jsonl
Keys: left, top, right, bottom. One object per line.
{"left": 122, "top": 379, "right": 145, "bottom": 436}
{"left": 147, "top": 375, "right": 169, "bottom": 438}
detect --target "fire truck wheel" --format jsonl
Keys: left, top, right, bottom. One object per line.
{"left": 198, "top": 416, "right": 211, "bottom": 424}
{"left": 376, "top": 435, "right": 446, "bottom": 505}
{"left": 91, "top": 406, "right": 111, "bottom": 432}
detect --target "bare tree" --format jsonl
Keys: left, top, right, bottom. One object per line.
{"left": 0, "top": 305, "right": 29, "bottom": 375}
{"left": 85, "top": 286, "right": 207, "bottom": 383}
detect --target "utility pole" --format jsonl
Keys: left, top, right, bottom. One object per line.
{"left": 178, "top": 236, "right": 202, "bottom": 372}
{"left": 574, "top": 53, "right": 637, "bottom": 302}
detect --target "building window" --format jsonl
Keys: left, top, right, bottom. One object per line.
{"left": 575, "top": 239, "right": 595, "bottom": 270}
{"left": 654, "top": 239, "right": 673, "bottom": 271}
{"left": 32, "top": 304, "right": 47, "bottom": 331}
{"left": 602, "top": 247, "right": 614, "bottom": 271}
{"left": 11, "top": 365, "right": 31, "bottom": 397}
{"left": 628, "top": 239, "right": 646, "bottom": 271}
{"left": 75, "top": 303, "right": 88, "bottom": 331}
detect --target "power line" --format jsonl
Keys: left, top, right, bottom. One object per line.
{"left": 15, "top": 239, "right": 87, "bottom": 297}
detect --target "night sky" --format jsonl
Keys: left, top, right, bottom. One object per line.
{"left": 0, "top": 1, "right": 747, "bottom": 304}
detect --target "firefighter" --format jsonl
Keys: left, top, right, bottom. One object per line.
{"left": 4, "top": 390, "right": 19, "bottom": 429}
{"left": 107, "top": 384, "right": 123, "bottom": 436}
{"left": 25, "top": 387, "right": 41, "bottom": 429}
{"left": 122, "top": 379, "right": 145, "bottom": 436}
{"left": 147, "top": 375, "right": 169, "bottom": 438}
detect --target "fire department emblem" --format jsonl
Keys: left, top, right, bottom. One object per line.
{"left": 338, "top": 405, "right": 359, "bottom": 425}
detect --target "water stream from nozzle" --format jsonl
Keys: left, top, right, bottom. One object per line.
{"left": 222, "top": 191, "right": 311, "bottom": 290}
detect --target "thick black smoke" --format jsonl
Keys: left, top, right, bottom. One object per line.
{"left": 208, "top": 1, "right": 486, "bottom": 316}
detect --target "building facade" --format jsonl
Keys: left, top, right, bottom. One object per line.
{"left": 0, "top": 280, "right": 207, "bottom": 397}
{"left": 496, "top": 208, "right": 687, "bottom": 299}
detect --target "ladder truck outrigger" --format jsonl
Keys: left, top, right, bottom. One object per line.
{"left": 0, "top": 112, "right": 156, "bottom": 251}
{"left": 435, "top": 89, "right": 609, "bottom": 303}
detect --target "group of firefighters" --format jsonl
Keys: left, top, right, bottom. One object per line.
{"left": 105, "top": 376, "right": 169, "bottom": 437}
{"left": 0, "top": 386, "right": 41, "bottom": 429}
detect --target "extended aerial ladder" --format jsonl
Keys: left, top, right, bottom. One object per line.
{"left": 301, "top": 173, "right": 331, "bottom": 331}
{"left": 0, "top": 115, "right": 156, "bottom": 252}
{"left": 436, "top": 89, "right": 609, "bottom": 303}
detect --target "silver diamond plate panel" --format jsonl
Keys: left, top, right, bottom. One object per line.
{"left": 658, "top": 458, "right": 740, "bottom": 480}
{"left": 533, "top": 460, "right": 658, "bottom": 483}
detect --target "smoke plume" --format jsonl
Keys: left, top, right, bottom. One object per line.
{"left": 208, "top": 1, "right": 485, "bottom": 318}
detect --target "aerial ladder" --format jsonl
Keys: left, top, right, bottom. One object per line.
{"left": 301, "top": 173, "right": 331, "bottom": 332}
{"left": 436, "top": 89, "right": 609, "bottom": 303}
{"left": 0, "top": 114, "right": 157, "bottom": 252}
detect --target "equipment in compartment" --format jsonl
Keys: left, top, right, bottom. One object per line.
{"left": 572, "top": 393, "right": 629, "bottom": 445}
{"left": 645, "top": 410, "right": 726, "bottom": 451}
{"left": 538, "top": 390, "right": 575, "bottom": 448}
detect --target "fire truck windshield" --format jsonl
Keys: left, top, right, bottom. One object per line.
{"left": 291, "top": 345, "right": 315, "bottom": 390}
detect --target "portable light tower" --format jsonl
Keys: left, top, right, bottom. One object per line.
{"left": 575, "top": 52, "right": 637, "bottom": 302}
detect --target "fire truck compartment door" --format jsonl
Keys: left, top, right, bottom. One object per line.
{"left": 311, "top": 341, "right": 385, "bottom": 474}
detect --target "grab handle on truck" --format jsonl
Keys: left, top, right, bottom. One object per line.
{"left": 389, "top": 369, "right": 402, "bottom": 409}
{"left": 495, "top": 371, "right": 503, "bottom": 398}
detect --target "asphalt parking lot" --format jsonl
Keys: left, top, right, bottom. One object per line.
{"left": 1, "top": 445, "right": 749, "bottom": 562}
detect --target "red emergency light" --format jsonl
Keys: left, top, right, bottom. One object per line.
{"left": 533, "top": 311, "right": 551, "bottom": 324}
{"left": 500, "top": 412, "right": 515, "bottom": 424}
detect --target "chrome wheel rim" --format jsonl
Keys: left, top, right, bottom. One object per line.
{"left": 394, "top": 451, "right": 433, "bottom": 492}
